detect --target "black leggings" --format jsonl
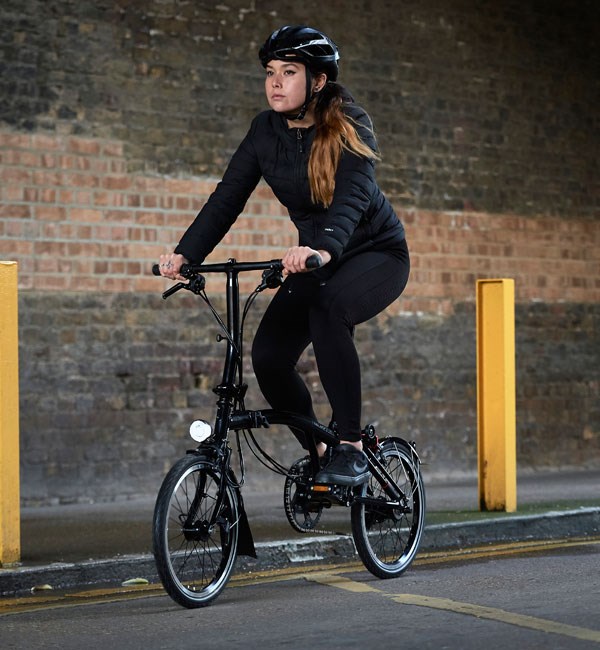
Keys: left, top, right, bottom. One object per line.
{"left": 251, "top": 241, "right": 410, "bottom": 444}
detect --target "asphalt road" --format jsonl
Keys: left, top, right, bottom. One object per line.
{"left": 1, "top": 538, "right": 599, "bottom": 650}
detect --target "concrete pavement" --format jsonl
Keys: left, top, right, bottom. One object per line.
{"left": 1, "top": 469, "right": 598, "bottom": 597}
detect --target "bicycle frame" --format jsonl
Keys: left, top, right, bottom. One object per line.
{"left": 152, "top": 258, "right": 426, "bottom": 606}
{"left": 158, "top": 258, "right": 413, "bottom": 525}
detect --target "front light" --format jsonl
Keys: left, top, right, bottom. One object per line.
{"left": 189, "top": 420, "right": 212, "bottom": 443}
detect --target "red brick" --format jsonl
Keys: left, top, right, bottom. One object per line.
{"left": 142, "top": 195, "right": 158, "bottom": 208}
{"left": 0, "top": 204, "right": 32, "bottom": 218}
{"left": 102, "top": 142, "right": 124, "bottom": 157}
{"left": 0, "top": 133, "right": 31, "bottom": 148}
{"left": 64, "top": 172, "right": 99, "bottom": 188}
{"left": 102, "top": 175, "right": 131, "bottom": 190}
{"left": 66, "top": 242, "right": 102, "bottom": 257}
{"left": 70, "top": 208, "right": 104, "bottom": 223}
{"left": 2, "top": 167, "right": 32, "bottom": 183}
{"left": 35, "top": 275, "right": 69, "bottom": 290}
{"left": 67, "top": 138, "right": 100, "bottom": 155}
{"left": 30, "top": 135, "right": 62, "bottom": 151}
{"left": 34, "top": 241, "right": 67, "bottom": 256}
{"left": 133, "top": 177, "right": 165, "bottom": 192}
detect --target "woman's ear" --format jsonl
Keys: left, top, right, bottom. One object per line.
{"left": 313, "top": 73, "right": 327, "bottom": 93}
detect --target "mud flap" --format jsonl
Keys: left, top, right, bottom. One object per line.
{"left": 235, "top": 488, "right": 257, "bottom": 558}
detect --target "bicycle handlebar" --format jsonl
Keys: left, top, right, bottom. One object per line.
{"left": 152, "top": 253, "right": 322, "bottom": 278}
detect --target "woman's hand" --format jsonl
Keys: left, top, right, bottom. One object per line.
{"left": 158, "top": 253, "right": 188, "bottom": 280}
{"left": 282, "top": 246, "right": 331, "bottom": 274}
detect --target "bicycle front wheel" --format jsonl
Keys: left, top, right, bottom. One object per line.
{"left": 351, "top": 438, "right": 425, "bottom": 578}
{"left": 152, "top": 454, "right": 239, "bottom": 608}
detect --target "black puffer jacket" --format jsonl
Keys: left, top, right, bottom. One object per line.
{"left": 175, "top": 103, "right": 405, "bottom": 267}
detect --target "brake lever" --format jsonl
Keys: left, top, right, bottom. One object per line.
{"left": 187, "top": 276, "right": 207, "bottom": 295}
{"left": 256, "top": 267, "right": 284, "bottom": 292}
{"left": 161, "top": 282, "right": 187, "bottom": 300}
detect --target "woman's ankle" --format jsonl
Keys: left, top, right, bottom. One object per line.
{"left": 339, "top": 439, "right": 362, "bottom": 452}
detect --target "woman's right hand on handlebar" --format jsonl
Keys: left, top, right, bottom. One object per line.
{"left": 158, "top": 253, "right": 188, "bottom": 280}
{"left": 282, "top": 246, "right": 330, "bottom": 274}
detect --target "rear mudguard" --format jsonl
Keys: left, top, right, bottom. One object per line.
{"left": 380, "top": 436, "right": 422, "bottom": 465}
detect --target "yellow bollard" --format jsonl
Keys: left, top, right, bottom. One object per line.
{"left": 0, "top": 261, "right": 20, "bottom": 565}
{"left": 476, "top": 279, "right": 517, "bottom": 512}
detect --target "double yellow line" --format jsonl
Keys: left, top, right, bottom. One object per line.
{"left": 2, "top": 536, "right": 599, "bottom": 644}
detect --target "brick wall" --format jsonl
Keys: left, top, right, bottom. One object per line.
{"left": 3, "top": 129, "right": 598, "bottom": 503}
{"left": 1, "top": 0, "right": 599, "bottom": 503}
{"left": 1, "top": 131, "right": 598, "bottom": 304}
{"left": 0, "top": 131, "right": 297, "bottom": 294}
{"left": 16, "top": 290, "right": 600, "bottom": 504}
{"left": 1, "top": 0, "right": 598, "bottom": 216}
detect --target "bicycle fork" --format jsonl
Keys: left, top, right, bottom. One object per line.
{"left": 359, "top": 434, "right": 419, "bottom": 513}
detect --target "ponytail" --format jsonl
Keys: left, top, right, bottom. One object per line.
{"left": 308, "top": 83, "right": 379, "bottom": 207}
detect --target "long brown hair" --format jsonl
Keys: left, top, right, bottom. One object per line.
{"left": 308, "top": 83, "right": 380, "bottom": 207}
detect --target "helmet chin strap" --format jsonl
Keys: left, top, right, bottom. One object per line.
{"left": 284, "top": 68, "right": 316, "bottom": 122}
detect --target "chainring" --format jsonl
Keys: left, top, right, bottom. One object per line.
{"left": 283, "top": 457, "right": 324, "bottom": 533}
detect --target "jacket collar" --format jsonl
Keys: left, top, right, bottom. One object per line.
{"left": 271, "top": 111, "right": 316, "bottom": 149}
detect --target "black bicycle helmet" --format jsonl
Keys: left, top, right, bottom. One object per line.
{"left": 259, "top": 25, "right": 340, "bottom": 120}
{"left": 259, "top": 25, "right": 339, "bottom": 81}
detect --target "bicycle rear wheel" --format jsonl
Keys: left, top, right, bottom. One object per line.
{"left": 152, "top": 454, "right": 239, "bottom": 607}
{"left": 351, "top": 438, "right": 425, "bottom": 578}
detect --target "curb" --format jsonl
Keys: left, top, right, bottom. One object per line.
{"left": 421, "top": 506, "right": 600, "bottom": 550}
{"left": 1, "top": 507, "right": 598, "bottom": 597}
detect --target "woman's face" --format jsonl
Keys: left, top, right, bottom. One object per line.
{"left": 264, "top": 59, "right": 309, "bottom": 114}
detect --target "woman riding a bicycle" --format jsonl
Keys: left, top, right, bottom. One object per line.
{"left": 158, "top": 25, "right": 410, "bottom": 487}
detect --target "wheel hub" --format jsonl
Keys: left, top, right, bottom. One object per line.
{"left": 182, "top": 519, "right": 212, "bottom": 542}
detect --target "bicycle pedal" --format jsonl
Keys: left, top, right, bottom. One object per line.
{"left": 311, "top": 484, "right": 332, "bottom": 493}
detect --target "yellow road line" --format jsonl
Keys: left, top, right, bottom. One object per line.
{"left": 307, "top": 572, "right": 600, "bottom": 643}
{"left": 304, "top": 541, "right": 600, "bottom": 645}
{"left": 306, "top": 571, "right": 381, "bottom": 593}
{"left": 1, "top": 537, "right": 598, "bottom": 617}
{"left": 0, "top": 584, "right": 163, "bottom": 616}
{"left": 230, "top": 536, "right": 600, "bottom": 585}
{"left": 388, "top": 593, "right": 600, "bottom": 644}
{"left": 305, "top": 573, "right": 600, "bottom": 643}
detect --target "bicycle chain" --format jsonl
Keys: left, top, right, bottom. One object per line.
{"left": 283, "top": 457, "right": 357, "bottom": 537}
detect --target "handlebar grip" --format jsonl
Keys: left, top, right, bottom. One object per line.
{"left": 179, "top": 263, "right": 193, "bottom": 278}
{"left": 152, "top": 263, "right": 195, "bottom": 278}
{"left": 305, "top": 253, "right": 323, "bottom": 270}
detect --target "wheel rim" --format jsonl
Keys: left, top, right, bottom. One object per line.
{"left": 360, "top": 443, "right": 424, "bottom": 571}
{"left": 163, "top": 463, "right": 238, "bottom": 601}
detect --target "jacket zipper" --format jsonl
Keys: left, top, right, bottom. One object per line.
{"left": 296, "top": 128, "right": 304, "bottom": 153}
{"left": 295, "top": 128, "right": 304, "bottom": 188}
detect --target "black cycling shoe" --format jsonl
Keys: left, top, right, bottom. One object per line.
{"left": 314, "top": 443, "right": 370, "bottom": 487}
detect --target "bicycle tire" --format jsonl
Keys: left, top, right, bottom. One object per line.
{"left": 351, "top": 438, "right": 425, "bottom": 578}
{"left": 152, "top": 453, "right": 239, "bottom": 608}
